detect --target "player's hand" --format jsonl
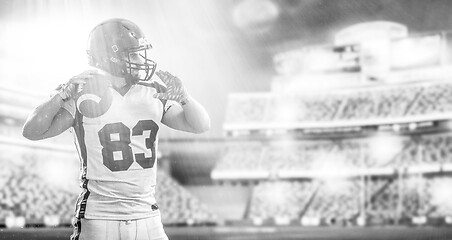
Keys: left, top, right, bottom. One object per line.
{"left": 56, "top": 70, "right": 98, "bottom": 101}
{"left": 154, "top": 70, "right": 189, "bottom": 105}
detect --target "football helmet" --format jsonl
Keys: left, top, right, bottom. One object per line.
{"left": 87, "top": 18, "right": 157, "bottom": 83}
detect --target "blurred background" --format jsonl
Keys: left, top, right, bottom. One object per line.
{"left": 2, "top": 0, "right": 452, "bottom": 239}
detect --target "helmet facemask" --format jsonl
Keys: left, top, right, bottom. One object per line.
{"left": 124, "top": 48, "right": 157, "bottom": 84}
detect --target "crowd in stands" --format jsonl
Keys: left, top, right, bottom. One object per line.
{"left": 225, "top": 80, "right": 452, "bottom": 126}
{"left": 213, "top": 131, "right": 452, "bottom": 177}
{"left": 248, "top": 181, "right": 314, "bottom": 221}
{"left": 366, "top": 177, "right": 399, "bottom": 224}
{"left": 303, "top": 180, "right": 361, "bottom": 222}
{"left": 156, "top": 170, "right": 217, "bottom": 225}
{"left": 214, "top": 142, "right": 264, "bottom": 173}
{"left": 0, "top": 157, "right": 76, "bottom": 224}
{"left": 248, "top": 175, "right": 452, "bottom": 226}
{"left": 214, "top": 128, "right": 452, "bottom": 226}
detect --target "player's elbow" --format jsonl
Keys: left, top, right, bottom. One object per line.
{"left": 201, "top": 121, "right": 211, "bottom": 133}
{"left": 22, "top": 129, "right": 37, "bottom": 141}
{"left": 22, "top": 125, "right": 43, "bottom": 141}
{"left": 193, "top": 118, "right": 211, "bottom": 134}
{"left": 22, "top": 129, "right": 36, "bottom": 141}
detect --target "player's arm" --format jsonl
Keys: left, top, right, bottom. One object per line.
{"left": 23, "top": 87, "right": 77, "bottom": 141}
{"left": 154, "top": 70, "right": 211, "bottom": 134}
{"left": 162, "top": 96, "right": 211, "bottom": 133}
{"left": 22, "top": 70, "right": 96, "bottom": 140}
{"left": 22, "top": 95, "right": 75, "bottom": 140}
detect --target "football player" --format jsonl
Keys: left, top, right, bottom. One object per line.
{"left": 22, "top": 18, "right": 211, "bottom": 240}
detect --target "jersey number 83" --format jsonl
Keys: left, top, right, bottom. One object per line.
{"left": 97, "top": 119, "right": 159, "bottom": 172}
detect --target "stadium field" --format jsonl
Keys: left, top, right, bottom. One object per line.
{"left": 1, "top": 226, "right": 452, "bottom": 240}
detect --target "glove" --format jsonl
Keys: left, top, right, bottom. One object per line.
{"left": 153, "top": 70, "right": 190, "bottom": 105}
{"left": 55, "top": 70, "right": 98, "bottom": 101}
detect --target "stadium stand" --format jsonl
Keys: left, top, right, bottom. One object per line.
{"left": 243, "top": 174, "right": 452, "bottom": 226}
{"left": 213, "top": 132, "right": 452, "bottom": 177}
{"left": 156, "top": 170, "right": 218, "bottom": 226}
{"left": 0, "top": 154, "right": 77, "bottom": 225}
{"left": 217, "top": 106, "right": 452, "bottom": 226}
{"left": 224, "top": 79, "right": 452, "bottom": 130}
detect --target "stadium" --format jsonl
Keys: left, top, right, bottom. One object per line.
{"left": 2, "top": 0, "right": 452, "bottom": 239}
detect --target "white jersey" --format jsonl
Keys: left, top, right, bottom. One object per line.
{"left": 64, "top": 82, "right": 171, "bottom": 220}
